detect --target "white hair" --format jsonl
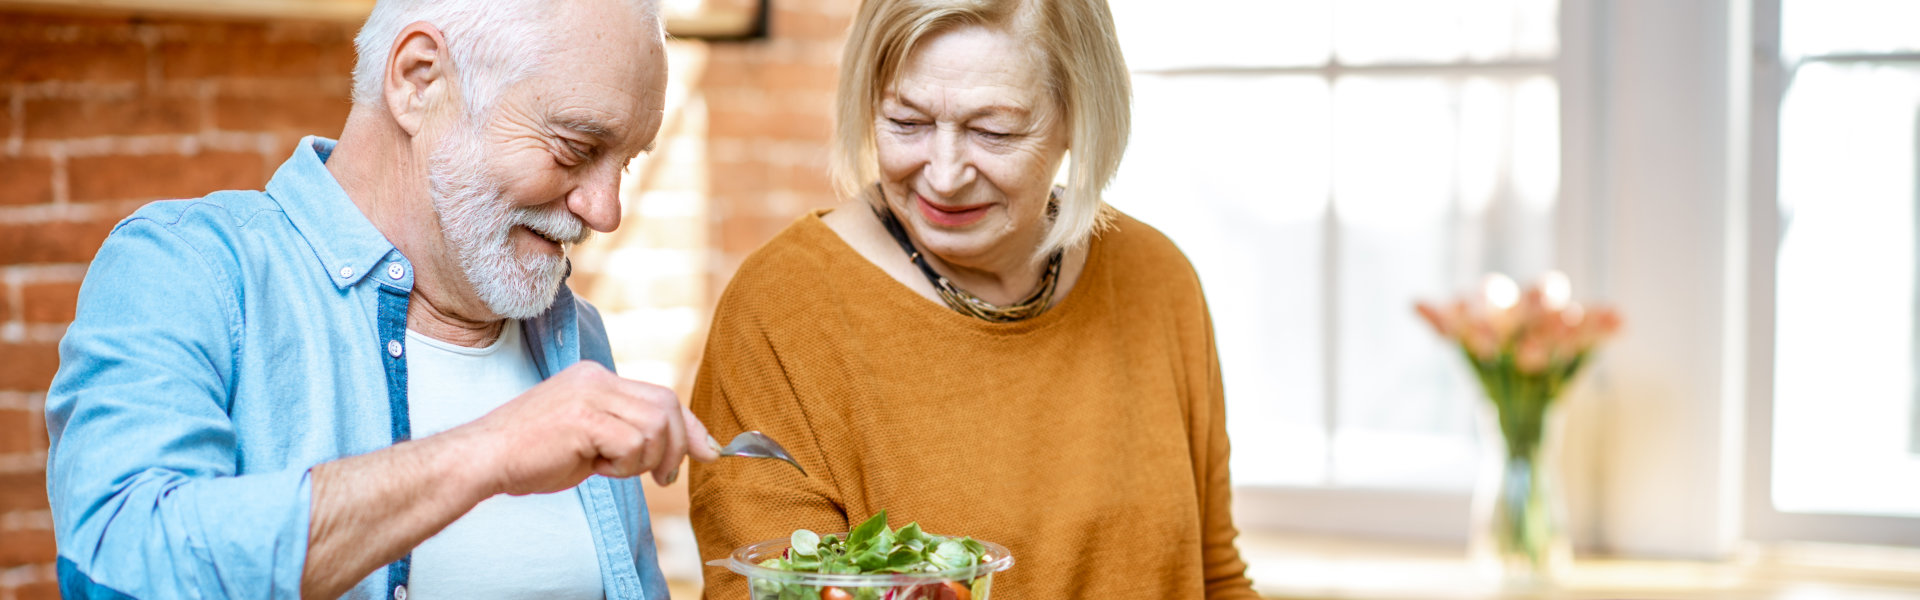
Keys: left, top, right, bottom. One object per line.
{"left": 351, "top": 0, "right": 661, "bottom": 115}
{"left": 428, "top": 118, "right": 591, "bottom": 319}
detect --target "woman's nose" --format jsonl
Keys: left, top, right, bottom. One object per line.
{"left": 923, "top": 127, "right": 975, "bottom": 196}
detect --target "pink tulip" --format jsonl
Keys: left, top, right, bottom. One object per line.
{"left": 1517, "top": 288, "right": 1546, "bottom": 326}
{"left": 1594, "top": 307, "right": 1623, "bottom": 336}
{"left": 1516, "top": 334, "right": 1551, "bottom": 374}
{"left": 1465, "top": 322, "right": 1501, "bottom": 361}
{"left": 1416, "top": 273, "right": 1620, "bottom": 370}
{"left": 1416, "top": 302, "right": 1456, "bottom": 339}
{"left": 1559, "top": 302, "right": 1586, "bottom": 329}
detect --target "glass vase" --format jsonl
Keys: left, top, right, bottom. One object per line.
{"left": 1469, "top": 399, "right": 1572, "bottom": 591}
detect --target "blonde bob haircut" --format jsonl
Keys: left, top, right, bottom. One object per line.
{"left": 830, "top": 0, "right": 1132, "bottom": 257}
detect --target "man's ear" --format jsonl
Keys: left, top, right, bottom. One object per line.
{"left": 382, "top": 21, "right": 456, "bottom": 137}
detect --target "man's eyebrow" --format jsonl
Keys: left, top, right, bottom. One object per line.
{"left": 551, "top": 114, "right": 654, "bottom": 157}
{"left": 550, "top": 115, "right": 617, "bottom": 140}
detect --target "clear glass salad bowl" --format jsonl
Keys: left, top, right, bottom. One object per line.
{"left": 710, "top": 533, "right": 1014, "bottom": 600}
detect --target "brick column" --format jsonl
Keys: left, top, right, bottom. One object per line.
{"left": 0, "top": 13, "right": 356, "bottom": 598}
{"left": 0, "top": 2, "right": 859, "bottom": 595}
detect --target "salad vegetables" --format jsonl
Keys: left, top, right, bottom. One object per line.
{"left": 751, "top": 511, "right": 993, "bottom": 600}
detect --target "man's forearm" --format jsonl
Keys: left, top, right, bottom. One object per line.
{"left": 302, "top": 430, "right": 496, "bottom": 599}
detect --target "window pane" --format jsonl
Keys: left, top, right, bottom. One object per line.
{"left": 1110, "top": 0, "right": 1331, "bottom": 70}
{"left": 1334, "top": 0, "right": 1557, "bottom": 65}
{"left": 1783, "top": 0, "right": 1920, "bottom": 59}
{"left": 1331, "top": 76, "right": 1560, "bottom": 490}
{"left": 1106, "top": 75, "right": 1332, "bottom": 486}
{"left": 1773, "top": 63, "right": 1920, "bottom": 518}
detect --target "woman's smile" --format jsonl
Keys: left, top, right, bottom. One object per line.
{"left": 914, "top": 193, "right": 993, "bottom": 227}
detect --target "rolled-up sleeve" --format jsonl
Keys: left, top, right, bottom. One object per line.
{"left": 46, "top": 217, "right": 311, "bottom": 599}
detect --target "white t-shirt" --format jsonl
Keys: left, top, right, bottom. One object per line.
{"left": 405, "top": 323, "right": 604, "bottom": 600}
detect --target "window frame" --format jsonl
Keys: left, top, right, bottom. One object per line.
{"left": 1741, "top": 0, "right": 1920, "bottom": 546}
{"left": 1123, "top": 0, "right": 1598, "bottom": 543}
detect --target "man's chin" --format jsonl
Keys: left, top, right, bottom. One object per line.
{"left": 474, "top": 268, "right": 568, "bottom": 320}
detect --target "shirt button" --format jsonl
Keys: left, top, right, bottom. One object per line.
{"left": 393, "top": 584, "right": 408, "bottom": 600}
{"left": 338, "top": 266, "right": 354, "bottom": 279}
{"left": 387, "top": 263, "right": 406, "bottom": 280}
{"left": 387, "top": 339, "right": 403, "bottom": 358}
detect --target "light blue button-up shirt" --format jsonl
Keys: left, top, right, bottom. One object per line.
{"left": 45, "top": 137, "right": 668, "bottom": 600}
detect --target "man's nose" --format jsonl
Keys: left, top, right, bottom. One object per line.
{"left": 924, "top": 128, "right": 974, "bottom": 196}
{"left": 569, "top": 162, "right": 624, "bottom": 233}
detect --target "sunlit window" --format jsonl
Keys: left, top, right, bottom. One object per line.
{"left": 1771, "top": 0, "right": 1920, "bottom": 518}
{"left": 1105, "top": 0, "right": 1560, "bottom": 492}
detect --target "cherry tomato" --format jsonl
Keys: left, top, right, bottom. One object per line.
{"left": 821, "top": 586, "right": 855, "bottom": 600}
{"left": 944, "top": 581, "right": 971, "bottom": 600}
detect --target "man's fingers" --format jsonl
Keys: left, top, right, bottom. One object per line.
{"left": 601, "top": 378, "right": 687, "bottom": 483}
{"left": 684, "top": 406, "right": 720, "bottom": 463}
{"left": 592, "top": 457, "right": 624, "bottom": 479}
{"left": 652, "top": 393, "right": 690, "bottom": 481}
{"left": 586, "top": 414, "right": 650, "bottom": 478}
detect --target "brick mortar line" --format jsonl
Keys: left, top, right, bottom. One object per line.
{"left": 48, "top": 146, "right": 67, "bottom": 206}
{"left": 0, "top": 273, "right": 15, "bottom": 333}
{"left": 0, "top": 201, "right": 144, "bottom": 225}
{"left": 14, "top": 131, "right": 282, "bottom": 159}
{"left": 0, "top": 455, "right": 48, "bottom": 475}
{"left": 0, "top": 563, "right": 56, "bottom": 588}
{"left": 0, "top": 511, "right": 52, "bottom": 533}
{"left": 8, "top": 80, "right": 141, "bottom": 101}
{"left": 140, "top": 21, "right": 161, "bottom": 94}
{"left": 5, "top": 78, "right": 354, "bottom": 101}
{"left": 5, "top": 84, "right": 20, "bottom": 156}
{"left": 195, "top": 79, "right": 216, "bottom": 140}
{"left": 18, "top": 324, "right": 66, "bottom": 344}
{"left": 0, "top": 392, "right": 46, "bottom": 412}
{"left": 1, "top": 265, "right": 89, "bottom": 284}
{"left": 186, "top": 76, "right": 356, "bottom": 95}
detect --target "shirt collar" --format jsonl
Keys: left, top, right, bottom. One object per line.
{"left": 265, "top": 136, "right": 401, "bottom": 290}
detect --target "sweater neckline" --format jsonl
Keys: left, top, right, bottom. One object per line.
{"left": 800, "top": 208, "right": 1107, "bottom": 335}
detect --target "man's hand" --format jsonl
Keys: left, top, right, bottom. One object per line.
{"left": 302, "top": 361, "right": 716, "bottom": 599}
{"left": 453, "top": 360, "right": 720, "bottom": 494}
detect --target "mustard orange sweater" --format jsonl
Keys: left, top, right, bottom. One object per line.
{"left": 688, "top": 209, "right": 1259, "bottom": 599}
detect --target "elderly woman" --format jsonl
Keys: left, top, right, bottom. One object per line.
{"left": 687, "top": 0, "right": 1257, "bottom": 597}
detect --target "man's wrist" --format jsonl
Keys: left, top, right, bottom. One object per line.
{"left": 416, "top": 428, "right": 503, "bottom": 506}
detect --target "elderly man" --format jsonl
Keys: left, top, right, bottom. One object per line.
{"left": 43, "top": 0, "right": 712, "bottom": 598}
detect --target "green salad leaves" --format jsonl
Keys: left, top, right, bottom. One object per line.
{"left": 748, "top": 511, "right": 995, "bottom": 600}
{"left": 758, "top": 510, "right": 990, "bottom": 575}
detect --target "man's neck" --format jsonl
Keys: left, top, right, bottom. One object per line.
{"left": 407, "top": 287, "right": 509, "bottom": 347}
{"left": 328, "top": 109, "right": 508, "bottom": 348}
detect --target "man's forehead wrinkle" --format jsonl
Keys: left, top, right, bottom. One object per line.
{"left": 550, "top": 113, "right": 618, "bottom": 139}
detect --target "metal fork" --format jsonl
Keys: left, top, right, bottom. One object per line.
{"left": 708, "top": 431, "right": 807, "bottom": 476}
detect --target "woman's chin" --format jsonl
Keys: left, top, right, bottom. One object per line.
{"left": 914, "top": 233, "right": 1004, "bottom": 267}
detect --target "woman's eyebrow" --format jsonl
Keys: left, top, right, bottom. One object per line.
{"left": 889, "top": 95, "right": 1031, "bottom": 121}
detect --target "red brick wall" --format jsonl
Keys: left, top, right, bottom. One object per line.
{"left": 0, "top": 3, "right": 852, "bottom": 597}
{"left": 0, "top": 12, "right": 357, "bottom": 599}
{"left": 698, "top": 1, "right": 852, "bottom": 283}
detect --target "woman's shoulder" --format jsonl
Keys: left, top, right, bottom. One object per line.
{"left": 710, "top": 210, "right": 880, "bottom": 331}
{"left": 722, "top": 211, "right": 844, "bottom": 293}
{"left": 1090, "top": 207, "right": 1203, "bottom": 289}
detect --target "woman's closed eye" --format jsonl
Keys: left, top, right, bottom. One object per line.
{"left": 972, "top": 127, "right": 1012, "bottom": 142}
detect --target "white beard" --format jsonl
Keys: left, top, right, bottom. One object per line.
{"left": 427, "top": 124, "right": 590, "bottom": 320}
